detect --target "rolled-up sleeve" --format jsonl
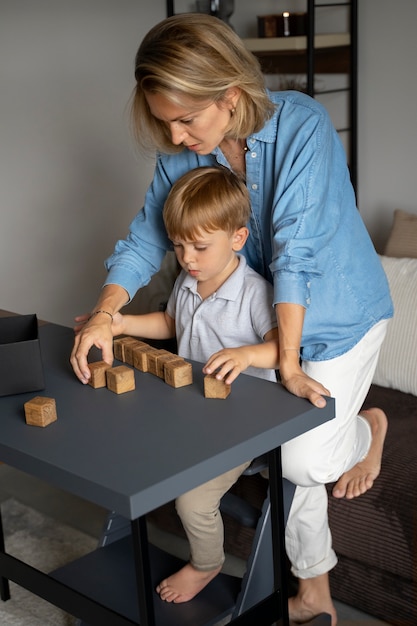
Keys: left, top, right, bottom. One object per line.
{"left": 104, "top": 151, "right": 204, "bottom": 301}
{"left": 268, "top": 96, "right": 346, "bottom": 308}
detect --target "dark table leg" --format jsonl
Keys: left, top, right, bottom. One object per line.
{"left": 0, "top": 508, "right": 10, "bottom": 601}
{"left": 131, "top": 516, "right": 155, "bottom": 626}
{"left": 268, "top": 446, "right": 289, "bottom": 626}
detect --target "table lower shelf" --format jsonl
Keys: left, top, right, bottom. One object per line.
{"left": 51, "top": 536, "right": 242, "bottom": 626}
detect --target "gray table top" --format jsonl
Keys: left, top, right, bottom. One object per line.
{"left": 0, "top": 324, "right": 334, "bottom": 519}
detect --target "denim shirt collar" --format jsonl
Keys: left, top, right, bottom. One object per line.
{"left": 212, "top": 93, "right": 281, "bottom": 160}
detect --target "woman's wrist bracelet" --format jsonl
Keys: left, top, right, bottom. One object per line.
{"left": 89, "top": 309, "right": 113, "bottom": 323}
{"left": 282, "top": 348, "right": 301, "bottom": 358}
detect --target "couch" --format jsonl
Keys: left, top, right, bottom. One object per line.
{"left": 327, "top": 209, "right": 417, "bottom": 626}
{"left": 148, "top": 209, "right": 417, "bottom": 625}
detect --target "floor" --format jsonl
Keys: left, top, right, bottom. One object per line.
{"left": 0, "top": 464, "right": 389, "bottom": 625}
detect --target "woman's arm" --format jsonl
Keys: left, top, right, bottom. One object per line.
{"left": 70, "top": 152, "right": 199, "bottom": 384}
{"left": 276, "top": 302, "right": 330, "bottom": 407}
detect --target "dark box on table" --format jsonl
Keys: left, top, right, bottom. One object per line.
{"left": 0, "top": 314, "right": 45, "bottom": 396}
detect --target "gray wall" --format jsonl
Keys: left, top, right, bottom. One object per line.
{"left": 357, "top": 0, "right": 417, "bottom": 251}
{"left": 1, "top": 0, "right": 416, "bottom": 325}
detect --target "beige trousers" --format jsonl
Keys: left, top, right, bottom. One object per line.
{"left": 175, "top": 460, "right": 251, "bottom": 571}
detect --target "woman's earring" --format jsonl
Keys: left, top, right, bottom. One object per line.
{"left": 230, "top": 107, "right": 236, "bottom": 116}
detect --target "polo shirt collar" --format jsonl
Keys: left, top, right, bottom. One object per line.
{"left": 181, "top": 254, "right": 247, "bottom": 301}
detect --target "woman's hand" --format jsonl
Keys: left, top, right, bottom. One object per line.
{"left": 280, "top": 362, "right": 331, "bottom": 408}
{"left": 70, "top": 312, "right": 117, "bottom": 384}
{"left": 70, "top": 285, "right": 130, "bottom": 383}
{"left": 275, "top": 302, "right": 330, "bottom": 408}
{"left": 203, "top": 346, "right": 253, "bottom": 384}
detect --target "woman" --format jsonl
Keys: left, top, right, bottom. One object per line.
{"left": 71, "top": 14, "right": 393, "bottom": 624}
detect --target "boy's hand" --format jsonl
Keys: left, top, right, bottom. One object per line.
{"left": 203, "top": 346, "right": 252, "bottom": 384}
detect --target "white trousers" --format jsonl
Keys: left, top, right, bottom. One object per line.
{"left": 282, "top": 319, "right": 389, "bottom": 578}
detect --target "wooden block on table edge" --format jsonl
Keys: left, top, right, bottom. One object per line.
{"left": 164, "top": 359, "right": 193, "bottom": 388}
{"left": 88, "top": 360, "right": 113, "bottom": 388}
{"left": 204, "top": 374, "right": 231, "bottom": 399}
{"left": 106, "top": 365, "right": 136, "bottom": 394}
{"left": 24, "top": 396, "right": 57, "bottom": 427}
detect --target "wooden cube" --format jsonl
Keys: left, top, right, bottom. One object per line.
{"left": 155, "top": 352, "right": 182, "bottom": 378}
{"left": 124, "top": 340, "right": 149, "bottom": 366}
{"left": 113, "top": 337, "right": 128, "bottom": 361}
{"left": 113, "top": 337, "right": 139, "bottom": 363}
{"left": 164, "top": 359, "right": 193, "bottom": 388}
{"left": 24, "top": 396, "right": 57, "bottom": 427}
{"left": 133, "top": 345, "right": 158, "bottom": 372}
{"left": 106, "top": 365, "right": 135, "bottom": 394}
{"left": 146, "top": 349, "right": 172, "bottom": 377}
{"left": 204, "top": 374, "right": 231, "bottom": 399}
{"left": 88, "top": 361, "right": 112, "bottom": 388}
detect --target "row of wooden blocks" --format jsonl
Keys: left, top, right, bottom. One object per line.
{"left": 96, "top": 336, "right": 231, "bottom": 398}
{"left": 112, "top": 336, "right": 231, "bottom": 398}
{"left": 87, "top": 336, "right": 193, "bottom": 394}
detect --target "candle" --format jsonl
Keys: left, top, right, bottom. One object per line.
{"left": 283, "top": 12, "right": 290, "bottom": 37}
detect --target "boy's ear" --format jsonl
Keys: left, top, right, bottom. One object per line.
{"left": 232, "top": 227, "right": 249, "bottom": 251}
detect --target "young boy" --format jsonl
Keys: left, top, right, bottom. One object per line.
{"left": 109, "top": 165, "right": 279, "bottom": 603}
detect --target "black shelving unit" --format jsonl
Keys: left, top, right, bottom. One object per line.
{"left": 306, "top": 0, "right": 357, "bottom": 191}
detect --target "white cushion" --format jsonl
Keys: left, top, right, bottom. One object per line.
{"left": 373, "top": 256, "right": 417, "bottom": 396}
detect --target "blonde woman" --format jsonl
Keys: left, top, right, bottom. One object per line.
{"left": 71, "top": 14, "right": 393, "bottom": 623}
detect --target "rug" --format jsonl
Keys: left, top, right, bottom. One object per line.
{"left": 0, "top": 498, "right": 97, "bottom": 626}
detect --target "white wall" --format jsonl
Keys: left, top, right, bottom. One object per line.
{"left": 0, "top": 0, "right": 415, "bottom": 325}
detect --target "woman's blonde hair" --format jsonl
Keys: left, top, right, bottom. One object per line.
{"left": 131, "top": 13, "right": 275, "bottom": 153}
{"left": 163, "top": 166, "right": 250, "bottom": 241}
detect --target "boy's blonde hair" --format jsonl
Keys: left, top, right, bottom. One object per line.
{"left": 131, "top": 13, "right": 275, "bottom": 153}
{"left": 163, "top": 166, "right": 250, "bottom": 242}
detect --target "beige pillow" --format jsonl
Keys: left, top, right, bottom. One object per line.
{"left": 384, "top": 209, "right": 417, "bottom": 258}
{"left": 373, "top": 255, "right": 417, "bottom": 396}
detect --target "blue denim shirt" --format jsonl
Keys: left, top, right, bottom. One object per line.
{"left": 105, "top": 91, "right": 393, "bottom": 361}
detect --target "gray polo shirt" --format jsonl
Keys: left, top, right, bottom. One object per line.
{"left": 166, "top": 255, "right": 277, "bottom": 382}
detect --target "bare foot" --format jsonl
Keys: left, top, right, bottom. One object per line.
{"left": 332, "top": 407, "right": 388, "bottom": 499}
{"left": 288, "top": 573, "right": 337, "bottom": 625}
{"left": 156, "top": 563, "right": 222, "bottom": 603}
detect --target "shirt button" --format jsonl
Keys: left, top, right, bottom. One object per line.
{"left": 306, "top": 298, "right": 311, "bottom": 305}
{"left": 251, "top": 184, "right": 258, "bottom": 190}
{"left": 251, "top": 152, "right": 257, "bottom": 158}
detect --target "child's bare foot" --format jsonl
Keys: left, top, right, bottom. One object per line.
{"left": 288, "top": 573, "right": 337, "bottom": 625}
{"left": 332, "top": 407, "right": 388, "bottom": 499}
{"left": 156, "top": 563, "right": 222, "bottom": 603}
